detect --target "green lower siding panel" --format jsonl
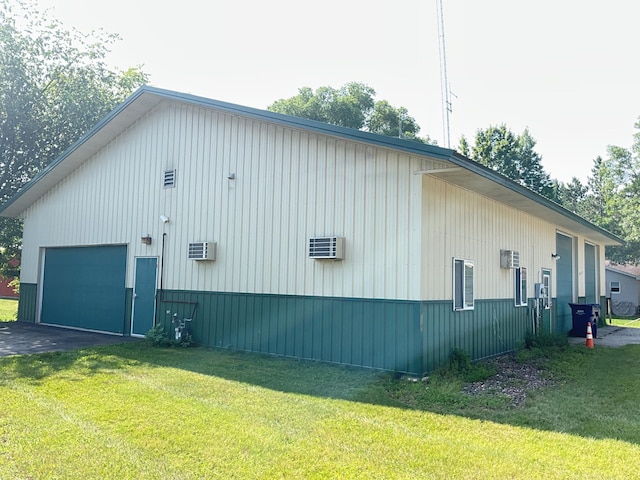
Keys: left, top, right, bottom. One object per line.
{"left": 159, "top": 291, "right": 537, "bottom": 375}
{"left": 420, "top": 300, "right": 532, "bottom": 372}
{"left": 159, "top": 291, "right": 423, "bottom": 374}
{"left": 17, "top": 283, "right": 38, "bottom": 323}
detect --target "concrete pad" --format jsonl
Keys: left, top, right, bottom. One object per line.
{"left": 568, "top": 324, "right": 640, "bottom": 348}
{"left": 0, "top": 321, "right": 140, "bottom": 356}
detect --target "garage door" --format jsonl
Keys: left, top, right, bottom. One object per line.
{"left": 556, "top": 233, "right": 574, "bottom": 333}
{"left": 41, "top": 245, "right": 127, "bottom": 334}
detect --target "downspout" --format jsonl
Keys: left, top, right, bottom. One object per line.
{"left": 156, "top": 232, "right": 167, "bottom": 326}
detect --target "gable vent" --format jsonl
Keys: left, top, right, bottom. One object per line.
{"left": 309, "top": 236, "right": 344, "bottom": 260}
{"left": 500, "top": 249, "right": 520, "bottom": 269}
{"left": 188, "top": 242, "right": 216, "bottom": 261}
{"left": 163, "top": 169, "right": 176, "bottom": 188}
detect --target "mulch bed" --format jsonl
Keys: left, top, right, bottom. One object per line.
{"left": 462, "top": 354, "right": 554, "bottom": 408}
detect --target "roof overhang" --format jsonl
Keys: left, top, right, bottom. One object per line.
{"left": 414, "top": 155, "right": 623, "bottom": 247}
{"left": 0, "top": 89, "right": 165, "bottom": 218}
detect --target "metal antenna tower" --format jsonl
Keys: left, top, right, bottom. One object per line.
{"left": 437, "top": 0, "right": 452, "bottom": 148}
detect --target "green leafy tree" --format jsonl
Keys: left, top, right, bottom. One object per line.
{"left": 268, "top": 82, "right": 432, "bottom": 143}
{"left": 457, "top": 135, "right": 471, "bottom": 157}
{"left": 574, "top": 118, "right": 640, "bottom": 264}
{"left": 464, "top": 125, "right": 554, "bottom": 199}
{"left": 0, "top": 0, "right": 149, "bottom": 278}
{"left": 554, "top": 177, "right": 589, "bottom": 217}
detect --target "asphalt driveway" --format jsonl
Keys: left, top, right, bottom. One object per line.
{"left": 0, "top": 321, "right": 140, "bottom": 356}
{"left": 1, "top": 321, "right": 640, "bottom": 358}
{"left": 568, "top": 324, "right": 640, "bottom": 347}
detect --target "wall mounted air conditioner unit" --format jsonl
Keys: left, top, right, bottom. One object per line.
{"left": 500, "top": 249, "right": 520, "bottom": 269}
{"left": 309, "top": 236, "right": 344, "bottom": 260}
{"left": 188, "top": 242, "right": 216, "bottom": 261}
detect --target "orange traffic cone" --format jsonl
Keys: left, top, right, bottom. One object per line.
{"left": 585, "top": 322, "right": 595, "bottom": 349}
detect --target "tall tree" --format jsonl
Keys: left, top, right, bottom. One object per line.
{"left": 268, "top": 82, "right": 432, "bottom": 143}
{"left": 463, "top": 125, "right": 554, "bottom": 199}
{"left": 575, "top": 118, "right": 640, "bottom": 264}
{"left": 554, "top": 177, "right": 589, "bottom": 218}
{"left": 0, "top": 0, "right": 149, "bottom": 278}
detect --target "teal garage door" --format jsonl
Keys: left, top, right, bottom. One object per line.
{"left": 555, "top": 233, "right": 574, "bottom": 333}
{"left": 41, "top": 245, "right": 127, "bottom": 334}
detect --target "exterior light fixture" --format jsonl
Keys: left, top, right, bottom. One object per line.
{"left": 160, "top": 215, "right": 170, "bottom": 224}
{"left": 141, "top": 235, "right": 152, "bottom": 245}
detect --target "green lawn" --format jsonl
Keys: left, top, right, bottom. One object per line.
{"left": 1, "top": 338, "right": 640, "bottom": 478}
{"left": 0, "top": 298, "right": 17, "bottom": 321}
{"left": 610, "top": 317, "right": 640, "bottom": 328}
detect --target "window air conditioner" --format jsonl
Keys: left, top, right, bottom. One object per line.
{"left": 308, "top": 236, "right": 344, "bottom": 260}
{"left": 188, "top": 242, "right": 216, "bottom": 261}
{"left": 500, "top": 249, "right": 520, "bottom": 269}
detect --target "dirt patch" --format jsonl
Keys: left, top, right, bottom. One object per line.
{"left": 462, "top": 354, "right": 554, "bottom": 408}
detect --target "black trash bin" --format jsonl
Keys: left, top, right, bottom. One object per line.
{"left": 568, "top": 303, "right": 600, "bottom": 338}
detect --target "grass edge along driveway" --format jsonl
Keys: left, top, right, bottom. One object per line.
{"left": 1, "top": 341, "right": 640, "bottom": 479}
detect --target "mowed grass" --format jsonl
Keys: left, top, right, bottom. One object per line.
{"left": 0, "top": 298, "right": 17, "bottom": 321}
{"left": 1, "top": 339, "right": 640, "bottom": 478}
{"left": 610, "top": 317, "right": 640, "bottom": 328}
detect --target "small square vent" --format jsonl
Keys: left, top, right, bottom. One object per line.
{"left": 163, "top": 169, "right": 176, "bottom": 188}
{"left": 188, "top": 242, "right": 216, "bottom": 261}
{"left": 309, "top": 236, "right": 344, "bottom": 260}
{"left": 500, "top": 249, "right": 520, "bottom": 269}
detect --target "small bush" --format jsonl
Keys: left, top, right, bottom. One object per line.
{"left": 437, "top": 348, "right": 495, "bottom": 383}
{"left": 145, "top": 324, "right": 173, "bottom": 347}
{"left": 517, "top": 332, "right": 568, "bottom": 363}
{"left": 523, "top": 332, "right": 568, "bottom": 350}
{"left": 146, "top": 324, "right": 195, "bottom": 348}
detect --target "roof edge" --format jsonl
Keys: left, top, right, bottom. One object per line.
{"left": 447, "top": 152, "right": 624, "bottom": 246}
{"left": 0, "top": 85, "right": 456, "bottom": 217}
{"left": 0, "top": 88, "right": 150, "bottom": 217}
{"left": 0, "top": 85, "right": 626, "bottom": 248}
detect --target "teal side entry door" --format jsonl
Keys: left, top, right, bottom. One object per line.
{"left": 131, "top": 257, "right": 158, "bottom": 336}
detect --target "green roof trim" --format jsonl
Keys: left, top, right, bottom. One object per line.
{"left": 445, "top": 151, "right": 624, "bottom": 245}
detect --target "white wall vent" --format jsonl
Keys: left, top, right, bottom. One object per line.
{"left": 309, "top": 236, "right": 344, "bottom": 260}
{"left": 163, "top": 169, "right": 176, "bottom": 188}
{"left": 188, "top": 242, "right": 216, "bottom": 261}
{"left": 500, "top": 249, "right": 520, "bottom": 269}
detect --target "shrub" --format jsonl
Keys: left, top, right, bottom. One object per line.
{"left": 437, "top": 348, "right": 495, "bottom": 383}
{"left": 523, "top": 332, "right": 568, "bottom": 350}
{"left": 145, "top": 324, "right": 173, "bottom": 347}
{"left": 145, "top": 324, "right": 195, "bottom": 348}
{"left": 517, "top": 332, "right": 568, "bottom": 363}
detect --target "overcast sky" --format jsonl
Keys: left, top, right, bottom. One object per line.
{"left": 36, "top": 0, "right": 640, "bottom": 183}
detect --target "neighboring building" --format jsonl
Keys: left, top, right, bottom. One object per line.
{"left": 0, "top": 277, "right": 17, "bottom": 299}
{"left": 605, "top": 264, "right": 640, "bottom": 316}
{"left": 0, "top": 86, "right": 623, "bottom": 374}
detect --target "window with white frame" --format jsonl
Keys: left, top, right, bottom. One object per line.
{"left": 542, "top": 271, "right": 551, "bottom": 309}
{"left": 453, "top": 258, "right": 474, "bottom": 311}
{"left": 610, "top": 281, "right": 620, "bottom": 294}
{"left": 515, "top": 267, "right": 527, "bottom": 306}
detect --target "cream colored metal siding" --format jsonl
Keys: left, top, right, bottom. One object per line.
{"left": 21, "top": 102, "right": 424, "bottom": 300}
{"left": 420, "top": 175, "right": 611, "bottom": 302}
{"left": 422, "top": 175, "right": 557, "bottom": 301}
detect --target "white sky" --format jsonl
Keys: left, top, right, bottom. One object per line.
{"left": 35, "top": 0, "right": 640, "bottom": 183}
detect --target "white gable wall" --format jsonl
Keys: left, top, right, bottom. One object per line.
{"left": 21, "top": 101, "right": 425, "bottom": 301}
